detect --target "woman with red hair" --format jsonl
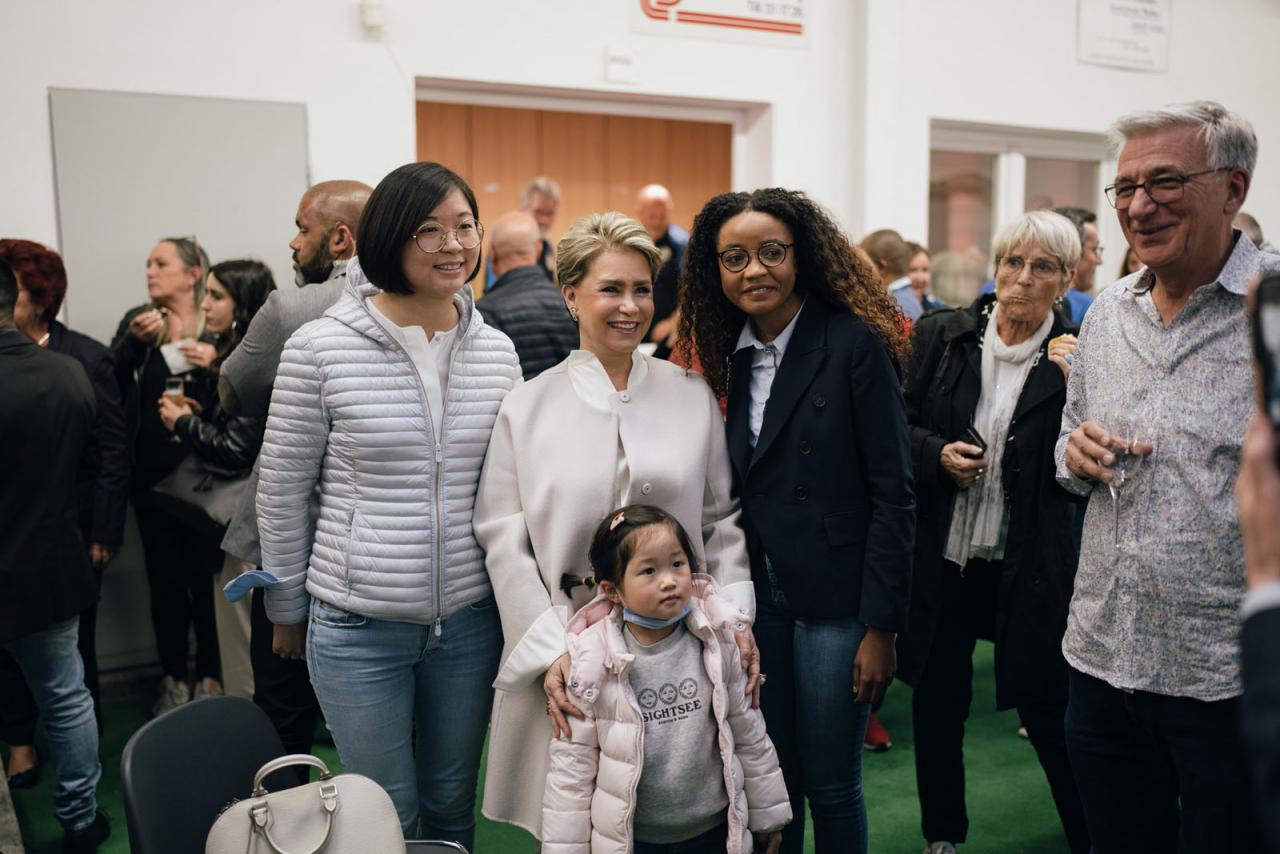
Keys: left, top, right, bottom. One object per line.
{"left": 0, "top": 239, "right": 128, "bottom": 790}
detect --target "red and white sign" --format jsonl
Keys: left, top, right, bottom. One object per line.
{"left": 633, "top": 0, "right": 808, "bottom": 47}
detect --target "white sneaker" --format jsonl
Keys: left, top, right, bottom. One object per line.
{"left": 925, "top": 843, "right": 958, "bottom": 854}
{"left": 192, "top": 677, "right": 223, "bottom": 701}
{"left": 152, "top": 675, "right": 190, "bottom": 716}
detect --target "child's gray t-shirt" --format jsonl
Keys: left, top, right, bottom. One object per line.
{"left": 623, "top": 622, "right": 729, "bottom": 844}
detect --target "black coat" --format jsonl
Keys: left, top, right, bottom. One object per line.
{"left": 48, "top": 320, "right": 130, "bottom": 547}
{"left": 0, "top": 326, "right": 98, "bottom": 644}
{"left": 479, "top": 265, "right": 579, "bottom": 380}
{"left": 1242, "top": 606, "right": 1280, "bottom": 851}
{"left": 726, "top": 299, "right": 915, "bottom": 628}
{"left": 896, "top": 295, "right": 1079, "bottom": 709}
{"left": 111, "top": 304, "right": 215, "bottom": 478}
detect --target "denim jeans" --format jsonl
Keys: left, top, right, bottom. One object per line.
{"left": 306, "top": 597, "right": 502, "bottom": 848}
{"left": 3, "top": 616, "right": 102, "bottom": 830}
{"left": 754, "top": 596, "right": 870, "bottom": 854}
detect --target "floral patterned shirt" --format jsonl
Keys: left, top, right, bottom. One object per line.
{"left": 1056, "top": 232, "right": 1280, "bottom": 700}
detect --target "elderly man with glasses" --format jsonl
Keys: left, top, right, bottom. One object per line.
{"left": 1056, "top": 101, "right": 1280, "bottom": 852}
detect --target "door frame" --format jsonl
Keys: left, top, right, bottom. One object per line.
{"left": 414, "top": 77, "right": 771, "bottom": 191}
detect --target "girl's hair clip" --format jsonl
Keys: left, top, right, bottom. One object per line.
{"left": 609, "top": 511, "right": 626, "bottom": 531}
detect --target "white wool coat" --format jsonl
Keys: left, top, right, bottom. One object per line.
{"left": 474, "top": 352, "right": 754, "bottom": 836}
{"left": 541, "top": 579, "right": 791, "bottom": 854}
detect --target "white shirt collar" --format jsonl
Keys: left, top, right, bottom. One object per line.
{"left": 565, "top": 349, "right": 649, "bottom": 413}
{"left": 734, "top": 298, "right": 805, "bottom": 358}
{"left": 887, "top": 275, "right": 912, "bottom": 292}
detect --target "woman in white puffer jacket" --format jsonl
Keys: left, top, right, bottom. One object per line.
{"left": 256, "top": 162, "right": 520, "bottom": 849}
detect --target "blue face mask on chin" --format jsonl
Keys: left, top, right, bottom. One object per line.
{"left": 622, "top": 601, "right": 693, "bottom": 630}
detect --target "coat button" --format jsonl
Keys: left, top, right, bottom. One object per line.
{"left": 619, "top": 392, "right": 631, "bottom": 403}
{"left": 640, "top": 483, "right": 653, "bottom": 495}
{"left": 813, "top": 395, "right": 826, "bottom": 408}
{"left": 795, "top": 485, "right": 807, "bottom": 500}
{"left": 799, "top": 440, "right": 812, "bottom": 455}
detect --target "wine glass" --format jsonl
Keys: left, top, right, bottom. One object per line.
{"left": 1103, "top": 412, "right": 1151, "bottom": 549}
{"left": 164, "top": 376, "right": 186, "bottom": 444}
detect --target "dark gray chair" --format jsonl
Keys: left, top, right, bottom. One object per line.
{"left": 405, "top": 843, "right": 468, "bottom": 853}
{"left": 121, "top": 695, "right": 287, "bottom": 853}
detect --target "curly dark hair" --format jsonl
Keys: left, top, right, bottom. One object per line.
{"left": 676, "top": 188, "right": 909, "bottom": 398}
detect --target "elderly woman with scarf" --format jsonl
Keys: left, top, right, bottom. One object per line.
{"left": 897, "top": 210, "right": 1090, "bottom": 854}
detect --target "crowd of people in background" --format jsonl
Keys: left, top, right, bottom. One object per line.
{"left": 4, "top": 98, "right": 1280, "bottom": 854}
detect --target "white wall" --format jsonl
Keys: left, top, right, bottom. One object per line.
{"left": 6, "top": 1, "right": 1280, "bottom": 277}
{"left": 862, "top": 0, "right": 1280, "bottom": 255}
{"left": 2, "top": 0, "right": 867, "bottom": 255}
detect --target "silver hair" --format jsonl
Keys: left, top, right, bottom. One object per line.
{"left": 520, "top": 176, "right": 561, "bottom": 206}
{"left": 1108, "top": 100, "right": 1257, "bottom": 172}
{"left": 991, "top": 210, "right": 1082, "bottom": 273}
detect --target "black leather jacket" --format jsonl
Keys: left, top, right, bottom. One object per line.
{"left": 174, "top": 400, "right": 265, "bottom": 473}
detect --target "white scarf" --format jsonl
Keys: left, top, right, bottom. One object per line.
{"left": 944, "top": 304, "right": 1053, "bottom": 566}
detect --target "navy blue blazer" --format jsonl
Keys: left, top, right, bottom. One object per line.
{"left": 726, "top": 298, "right": 915, "bottom": 629}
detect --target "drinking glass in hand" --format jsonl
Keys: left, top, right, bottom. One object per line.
{"left": 1103, "top": 412, "right": 1152, "bottom": 549}
{"left": 164, "top": 377, "right": 185, "bottom": 444}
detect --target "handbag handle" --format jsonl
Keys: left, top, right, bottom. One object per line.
{"left": 252, "top": 754, "right": 333, "bottom": 795}
{"left": 249, "top": 755, "right": 339, "bottom": 854}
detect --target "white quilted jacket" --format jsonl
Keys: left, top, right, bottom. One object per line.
{"left": 258, "top": 259, "right": 521, "bottom": 625}
{"left": 541, "top": 578, "right": 791, "bottom": 854}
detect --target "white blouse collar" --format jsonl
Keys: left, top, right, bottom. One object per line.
{"left": 566, "top": 349, "right": 649, "bottom": 413}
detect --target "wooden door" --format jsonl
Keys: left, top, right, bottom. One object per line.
{"left": 416, "top": 101, "right": 733, "bottom": 295}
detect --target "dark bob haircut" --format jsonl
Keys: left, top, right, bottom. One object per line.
{"left": 357, "top": 162, "right": 481, "bottom": 295}
{"left": 587, "top": 504, "right": 700, "bottom": 590}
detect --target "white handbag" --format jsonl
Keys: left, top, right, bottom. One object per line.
{"left": 205, "top": 754, "right": 406, "bottom": 854}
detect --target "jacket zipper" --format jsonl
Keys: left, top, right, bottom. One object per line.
{"left": 432, "top": 339, "right": 465, "bottom": 637}
{"left": 368, "top": 302, "right": 467, "bottom": 637}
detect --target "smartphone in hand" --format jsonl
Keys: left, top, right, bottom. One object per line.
{"left": 964, "top": 424, "right": 988, "bottom": 457}
{"left": 1251, "top": 273, "right": 1280, "bottom": 461}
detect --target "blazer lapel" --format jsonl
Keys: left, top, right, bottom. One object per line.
{"left": 749, "top": 302, "right": 827, "bottom": 471}
{"left": 726, "top": 346, "right": 753, "bottom": 483}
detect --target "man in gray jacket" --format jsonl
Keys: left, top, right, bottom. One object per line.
{"left": 218, "top": 179, "right": 370, "bottom": 774}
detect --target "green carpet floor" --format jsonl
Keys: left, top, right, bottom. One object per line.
{"left": 8, "top": 641, "right": 1070, "bottom": 852}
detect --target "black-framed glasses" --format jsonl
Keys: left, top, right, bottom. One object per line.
{"left": 717, "top": 242, "right": 794, "bottom": 273}
{"left": 1104, "top": 168, "right": 1231, "bottom": 210}
{"left": 997, "top": 255, "right": 1064, "bottom": 281}
{"left": 412, "top": 220, "right": 484, "bottom": 253}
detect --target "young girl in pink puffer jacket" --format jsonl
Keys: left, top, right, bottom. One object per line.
{"left": 541, "top": 505, "right": 792, "bottom": 854}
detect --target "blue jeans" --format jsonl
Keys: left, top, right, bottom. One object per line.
{"left": 754, "top": 597, "right": 870, "bottom": 854}
{"left": 3, "top": 616, "right": 101, "bottom": 830}
{"left": 306, "top": 597, "right": 502, "bottom": 847}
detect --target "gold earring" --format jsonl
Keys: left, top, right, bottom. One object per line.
{"left": 568, "top": 306, "right": 579, "bottom": 322}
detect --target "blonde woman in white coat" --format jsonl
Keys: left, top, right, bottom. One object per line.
{"left": 475, "top": 211, "right": 759, "bottom": 838}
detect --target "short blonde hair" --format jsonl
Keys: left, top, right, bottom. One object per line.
{"left": 991, "top": 210, "right": 1082, "bottom": 273}
{"left": 556, "top": 211, "right": 663, "bottom": 289}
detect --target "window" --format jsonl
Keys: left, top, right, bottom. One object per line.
{"left": 928, "top": 122, "right": 1112, "bottom": 306}
{"left": 929, "top": 151, "right": 996, "bottom": 308}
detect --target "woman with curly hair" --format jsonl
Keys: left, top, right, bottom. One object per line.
{"left": 678, "top": 188, "right": 915, "bottom": 854}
